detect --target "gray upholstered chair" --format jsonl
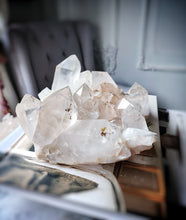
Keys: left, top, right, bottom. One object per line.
{"left": 7, "top": 21, "right": 95, "bottom": 100}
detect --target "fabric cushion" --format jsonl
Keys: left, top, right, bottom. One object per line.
{"left": 8, "top": 21, "right": 95, "bottom": 99}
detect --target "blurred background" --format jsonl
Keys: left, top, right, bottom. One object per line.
{"left": 0, "top": 0, "right": 185, "bottom": 114}
{"left": 0, "top": 0, "right": 186, "bottom": 219}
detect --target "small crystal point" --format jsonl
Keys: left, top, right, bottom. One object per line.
{"left": 122, "top": 128, "right": 156, "bottom": 154}
{"left": 38, "top": 87, "right": 53, "bottom": 101}
{"left": 16, "top": 94, "right": 41, "bottom": 139}
{"left": 74, "top": 84, "right": 98, "bottom": 120}
{"left": 77, "top": 70, "right": 93, "bottom": 91}
{"left": 91, "top": 71, "right": 117, "bottom": 93}
{"left": 120, "top": 104, "right": 148, "bottom": 130}
{"left": 75, "top": 83, "right": 94, "bottom": 101}
{"left": 126, "top": 82, "right": 149, "bottom": 117}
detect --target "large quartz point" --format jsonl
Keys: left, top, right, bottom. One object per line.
{"left": 16, "top": 87, "right": 77, "bottom": 147}
{"left": 35, "top": 119, "right": 131, "bottom": 165}
{"left": 51, "top": 55, "right": 81, "bottom": 93}
{"left": 15, "top": 55, "right": 156, "bottom": 165}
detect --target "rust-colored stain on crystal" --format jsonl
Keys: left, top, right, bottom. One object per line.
{"left": 101, "top": 127, "right": 107, "bottom": 136}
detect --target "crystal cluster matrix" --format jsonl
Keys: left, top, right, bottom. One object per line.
{"left": 16, "top": 55, "right": 156, "bottom": 165}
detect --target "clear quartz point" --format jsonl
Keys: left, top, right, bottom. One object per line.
{"left": 122, "top": 128, "right": 156, "bottom": 154}
{"left": 52, "top": 55, "right": 81, "bottom": 93}
{"left": 16, "top": 94, "right": 41, "bottom": 139}
{"left": 125, "top": 82, "right": 149, "bottom": 117}
{"left": 73, "top": 84, "right": 99, "bottom": 120}
{"left": 120, "top": 104, "right": 148, "bottom": 130}
{"left": 16, "top": 87, "right": 77, "bottom": 147}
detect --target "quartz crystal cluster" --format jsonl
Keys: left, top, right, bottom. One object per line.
{"left": 16, "top": 55, "right": 156, "bottom": 165}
